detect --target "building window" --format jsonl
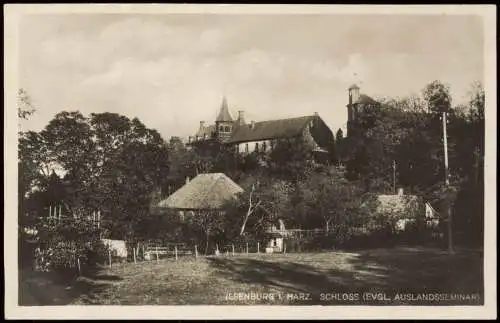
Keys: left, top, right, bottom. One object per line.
{"left": 262, "top": 141, "right": 267, "bottom": 152}
{"left": 245, "top": 143, "right": 249, "bottom": 153}
{"left": 255, "top": 142, "right": 259, "bottom": 152}
{"left": 219, "top": 125, "right": 224, "bottom": 132}
{"left": 224, "top": 126, "right": 231, "bottom": 132}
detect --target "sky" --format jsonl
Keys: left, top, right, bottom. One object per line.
{"left": 18, "top": 13, "right": 484, "bottom": 140}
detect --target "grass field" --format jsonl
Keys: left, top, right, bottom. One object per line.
{"left": 20, "top": 247, "right": 483, "bottom": 306}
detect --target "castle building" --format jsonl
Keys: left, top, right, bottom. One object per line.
{"left": 187, "top": 97, "right": 335, "bottom": 159}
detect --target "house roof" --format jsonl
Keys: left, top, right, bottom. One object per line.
{"left": 215, "top": 97, "right": 233, "bottom": 122}
{"left": 355, "top": 94, "right": 378, "bottom": 105}
{"left": 376, "top": 194, "right": 420, "bottom": 215}
{"left": 195, "top": 124, "right": 215, "bottom": 137}
{"left": 157, "top": 173, "right": 243, "bottom": 210}
{"left": 227, "top": 115, "right": 315, "bottom": 144}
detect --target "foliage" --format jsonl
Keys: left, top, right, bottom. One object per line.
{"left": 19, "top": 111, "right": 170, "bottom": 244}
{"left": 18, "top": 88, "right": 36, "bottom": 120}
{"left": 185, "top": 210, "right": 226, "bottom": 254}
{"left": 422, "top": 80, "right": 452, "bottom": 114}
{"left": 34, "top": 216, "right": 104, "bottom": 272}
{"left": 269, "top": 137, "right": 315, "bottom": 182}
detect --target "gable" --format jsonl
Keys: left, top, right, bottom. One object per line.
{"left": 196, "top": 125, "right": 215, "bottom": 137}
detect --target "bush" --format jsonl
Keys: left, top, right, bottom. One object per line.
{"left": 35, "top": 242, "right": 87, "bottom": 273}
{"left": 85, "top": 240, "right": 109, "bottom": 266}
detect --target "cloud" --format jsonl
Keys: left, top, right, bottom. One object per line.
{"left": 19, "top": 14, "right": 484, "bottom": 140}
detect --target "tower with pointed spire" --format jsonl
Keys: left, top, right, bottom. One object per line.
{"left": 215, "top": 96, "right": 234, "bottom": 142}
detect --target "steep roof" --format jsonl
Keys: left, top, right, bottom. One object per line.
{"left": 215, "top": 97, "right": 233, "bottom": 122}
{"left": 227, "top": 115, "right": 315, "bottom": 144}
{"left": 157, "top": 173, "right": 243, "bottom": 210}
{"left": 355, "top": 94, "right": 378, "bottom": 105}
{"left": 195, "top": 124, "right": 215, "bottom": 137}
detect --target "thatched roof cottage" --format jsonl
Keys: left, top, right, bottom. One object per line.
{"left": 157, "top": 173, "right": 243, "bottom": 211}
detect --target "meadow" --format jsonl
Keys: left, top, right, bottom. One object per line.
{"left": 20, "top": 247, "right": 483, "bottom": 306}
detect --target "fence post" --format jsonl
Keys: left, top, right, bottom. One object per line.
{"left": 77, "top": 257, "right": 81, "bottom": 276}
{"left": 257, "top": 242, "right": 260, "bottom": 254}
{"left": 232, "top": 244, "right": 235, "bottom": 256}
{"left": 133, "top": 247, "right": 137, "bottom": 264}
{"left": 246, "top": 242, "right": 249, "bottom": 254}
{"left": 283, "top": 241, "right": 286, "bottom": 254}
{"left": 156, "top": 246, "right": 159, "bottom": 263}
{"left": 175, "top": 245, "right": 178, "bottom": 261}
{"left": 108, "top": 248, "right": 112, "bottom": 268}
{"left": 195, "top": 244, "right": 198, "bottom": 259}
{"left": 216, "top": 244, "right": 219, "bottom": 255}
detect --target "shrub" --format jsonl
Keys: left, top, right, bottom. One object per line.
{"left": 85, "top": 240, "right": 110, "bottom": 266}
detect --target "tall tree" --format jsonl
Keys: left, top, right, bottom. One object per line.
{"left": 335, "top": 128, "right": 345, "bottom": 164}
{"left": 422, "top": 80, "right": 452, "bottom": 114}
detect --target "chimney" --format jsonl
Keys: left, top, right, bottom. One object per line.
{"left": 186, "top": 176, "right": 190, "bottom": 184}
{"left": 237, "top": 110, "right": 245, "bottom": 125}
{"left": 199, "top": 121, "right": 205, "bottom": 130}
{"left": 397, "top": 188, "right": 404, "bottom": 196}
{"left": 250, "top": 120, "right": 255, "bottom": 129}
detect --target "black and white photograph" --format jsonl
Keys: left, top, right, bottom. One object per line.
{"left": 4, "top": 4, "right": 496, "bottom": 320}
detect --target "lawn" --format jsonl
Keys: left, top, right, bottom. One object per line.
{"left": 19, "top": 247, "right": 483, "bottom": 306}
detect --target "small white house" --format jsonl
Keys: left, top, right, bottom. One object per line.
{"left": 425, "top": 202, "right": 440, "bottom": 229}
{"left": 101, "top": 239, "right": 128, "bottom": 259}
{"left": 265, "top": 219, "right": 286, "bottom": 253}
{"left": 373, "top": 188, "right": 422, "bottom": 232}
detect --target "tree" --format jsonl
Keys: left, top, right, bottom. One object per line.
{"left": 20, "top": 111, "right": 171, "bottom": 243}
{"left": 187, "top": 210, "right": 225, "bottom": 254}
{"left": 298, "top": 167, "right": 364, "bottom": 235}
{"left": 422, "top": 80, "right": 452, "bottom": 114}
{"left": 220, "top": 173, "right": 295, "bottom": 241}
{"left": 335, "top": 128, "right": 346, "bottom": 164}
{"left": 238, "top": 184, "right": 262, "bottom": 236}
{"left": 18, "top": 88, "right": 36, "bottom": 121}
{"left": 269, "top": 137, "right": 315, "bottom": 182}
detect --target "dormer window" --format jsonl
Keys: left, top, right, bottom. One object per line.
{"left": 255, "top": 142, "right": 259, "bottom": 152}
